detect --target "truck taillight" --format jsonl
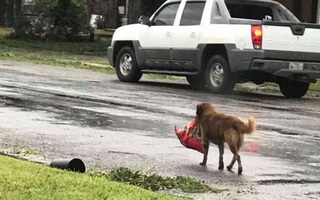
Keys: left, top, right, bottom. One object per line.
{"left": 251, "top": 25, "right": 263, "bottom": 49}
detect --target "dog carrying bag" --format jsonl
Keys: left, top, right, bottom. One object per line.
{"left": 175, "top": 120, "right": 203, "bottom": 153}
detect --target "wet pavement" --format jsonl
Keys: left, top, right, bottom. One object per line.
{"left": 0, "top": 60, "right": 320, "bottom": 200}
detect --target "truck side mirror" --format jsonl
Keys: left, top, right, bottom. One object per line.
{"left": 138, "top": 15, "right": 151, "bottom": 25}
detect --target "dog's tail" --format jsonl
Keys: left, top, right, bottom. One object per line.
{"left": 243, "top": 116, "right": 256, "bottom": 134}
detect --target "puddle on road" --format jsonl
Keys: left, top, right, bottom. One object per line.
{"left": 0, "top": 94, "right": 174, "bottom": 138}
{"left": 259, "top": 124, "right": 302, "bottom": 136}
{"left": 0, "top": 95, "right": 114, "bottom": 127}
{"left": 259, "top": 123, "right": 320, "bottom": 141}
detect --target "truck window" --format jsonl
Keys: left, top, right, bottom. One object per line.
{"left": 227, "top": 4, "right": 273, "bottom": 21}
{"left": 180, "top": 2, "right": 205, "bottom": 25}
{"left": 153, "top": 3, "right": 180, "bottom": 26}
{"left": 276, "top": 8, "right": 291, "bottom": 22}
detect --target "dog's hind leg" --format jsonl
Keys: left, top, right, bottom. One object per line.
{"left": 227, "top": 144, "right": 243, "bottom": 174}
{"left": 237, "top": 155, "right": 243, "bottom": 175}
{"left": 218, "top": 143, "right": 224, "bottom": 170}
{"left": 226, "top": 146, "right": 238, "bottom": 172}
{"left": 225, "top": 130, "right": 238, "bottom": 171}
{"left": 236, "top": 135, "right": 244, "bottom": 174}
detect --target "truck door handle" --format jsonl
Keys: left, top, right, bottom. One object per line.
{"left": 166, "top": 32, "right": 171, "bottom": 37}
{"left": 190, "top": 32, "right": 196, "bottom": 38}
{"left": 290, "top": 25, "right": 305, "bottom": 36}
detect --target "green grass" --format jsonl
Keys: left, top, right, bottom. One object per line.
{"left": 0, "top": 155, "right": 188, "bottom": 200}
{"left": 15, "top": 148, "right": 38, "bottom": 155}
{"left": 235, "top": 82, "right": 280, "bottom": 94}
{"left": 89, "top": 167, "right": 224, "bottom": 193}
{"left": 310, "top": 81, "right": 320, "bottom": 91}
{"left": 0, "top": 28, "right": 114, "bottom": 73}
{"left": 235, "top": 81, "right": 320, "bottom": 93}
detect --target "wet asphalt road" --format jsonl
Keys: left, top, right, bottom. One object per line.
{"left": 0, "top": 60, "right": 320, "bottom": 200}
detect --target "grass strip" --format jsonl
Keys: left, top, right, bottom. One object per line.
{"left": 0, "top": 155, "right": 187, "bottom": 200}
{"left": 89, "top": 167, "right": 225, "bottom": 193}
{"left": 0, "top": 28, "right": 114, "bottom": 73}
{"left": 0, "top": 52, "right": 115, "bottom": 74}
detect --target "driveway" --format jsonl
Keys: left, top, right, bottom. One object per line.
{"left": 0, "top": 60, "right": 319, "bottom": 200}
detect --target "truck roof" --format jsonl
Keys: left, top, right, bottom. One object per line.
{"left": 225, "top": 0, "right": 278, "bottom": 4}
{"left": 164, "top": 0, "right": 279, "bottom": 3}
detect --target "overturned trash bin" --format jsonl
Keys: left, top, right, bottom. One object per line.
{"left": 50, "top": 158, "right": 86, "bottom": 173}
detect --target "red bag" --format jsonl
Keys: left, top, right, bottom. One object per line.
{"left": 175, "top": 120, "right": 203, "bottom": 153}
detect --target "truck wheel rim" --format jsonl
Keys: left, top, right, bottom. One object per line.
{"left": 119, "top": 53, "right": 132, "bottom": 76}
{"left": 209, "top": 63, "right": 224, "bottom": 87}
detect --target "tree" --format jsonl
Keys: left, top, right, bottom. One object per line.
{"left": 6, "top": 0, "right": 15, "bottom": 27}
{"left": 8, "top": 0, "right": 24, "bottom": 37}
{"left": 50, "top": 0, "right": 89, "bottom": 40}
{"left": 86, "top": 0, "right": 93, "bottom": 26}
{"left": 52, "top": 0, "right": 86, "bottom": 30}
{"left": 0, "top": 0, "right": 7, "bottom": 26}
{"left": 127, "top": 0, "right": 165, "bottom": 24}
{"left": 15, "top": 0, "right": 22, "bottom": 27}
{"left": 96, "top": 0, "right": 121, "bottom": 28}
{"left": 31, "top": 0, "right": 57, "bottom": 16}
{"left": 127, "top": 0, "right": 141, "bottom": 24}
{"left": 141, "top": 0, "right": 165, "bottom": 16}
{"left": 104, "top": 0, "right": 121, "bottom": 28}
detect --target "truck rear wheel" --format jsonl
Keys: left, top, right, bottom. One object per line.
{"left": 279, "top": 80, "right": 309, "bottom": 98}
{"left": 205, "top": 55, "right": 235, "bottom": 93}
{"left": 115, "top": 46, "right": 142, "bottom": 82}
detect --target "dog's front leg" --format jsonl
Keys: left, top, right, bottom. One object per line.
{"left": 218, "top": 143, "right": 224, "bottom": 170}
{"left": 200, "top": 138, "right": 209, "bottom": 166}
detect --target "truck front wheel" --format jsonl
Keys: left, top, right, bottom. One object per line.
{"left": 205, "top": 55, "right": 235, "bottom": 93}
{"left": 186, "top": 74, "right": 206, "bottom": 90}
{"left": 115, "top": 46, "right": 142, "bottom": 82}
{"left": 279, "top": 80, "right": 309, "bottom": 98}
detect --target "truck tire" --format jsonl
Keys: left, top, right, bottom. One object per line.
{"left": 186, "top": 74, "right": 206, "bottom": 90}
{"left": 205, "top": 55, "right": 235, "bottom": 93}
{"left": 115, "top": 46, "right": 142, "bottom": 82}
{"left": 279, "top": 80, "right": 309, "bottom": 98}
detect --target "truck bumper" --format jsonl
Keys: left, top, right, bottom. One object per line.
{"left": 107, "top": 46, "right": 114, "bottom": 67}
{"left": 228, "top": 49, "right": 320, "bottom": 82}
{"left": 250, "top": 59, "right": 320, "bottom": 82}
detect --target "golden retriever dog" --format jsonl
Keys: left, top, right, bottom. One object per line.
{"left": 196, "top": 103, "right": 256, "bottom": 174}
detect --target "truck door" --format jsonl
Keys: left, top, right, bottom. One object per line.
{"left": 139, "top": 2, "right": 180, "bottom": 69}
{"left": 171, "top": 1, "right": 206, "bottom": 71}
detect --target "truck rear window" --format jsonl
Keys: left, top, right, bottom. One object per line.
{"left": 227, "top": 4, "right": 273, "bottom": 21}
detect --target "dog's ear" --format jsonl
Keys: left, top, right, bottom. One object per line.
{"left": 196, "top": 104, "right": 204, "bottom": 119}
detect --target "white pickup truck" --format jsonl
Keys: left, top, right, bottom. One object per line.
{"left": 107, "top": 0, "right": 320, "bottom": 98}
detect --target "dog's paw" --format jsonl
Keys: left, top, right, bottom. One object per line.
{"left": 199, "top": 162, "right": 207, "bottom": 166}
{"left": 238, "top": 167, "right": 243, "bottom": 175}
{"left": 226, "top": 166, "right": 232, "bottom": 171}
{"left": 218, "top": 161, "right": 224, "bottom": 170}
